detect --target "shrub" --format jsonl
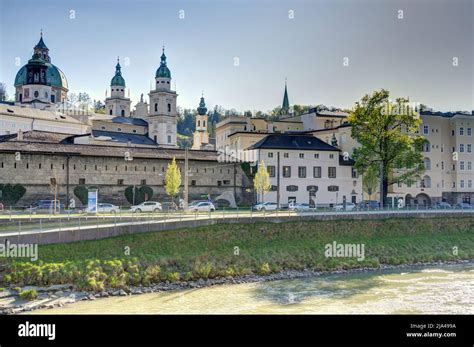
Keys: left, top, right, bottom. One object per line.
{"left": 167, "top": 272, "right": 180, "bottom": 282}
{"left": 259, "top": 262, "right": 271, "bottom": 275}
{"left": 0, "top": 184, "right": 26, "bottom": 206}
{"left": 124, "top": 186, "right": 154, "bottom": 205}
{"left": 143, "top": 265, "right": 161, "bottom": 285}
{"left": 19, "top": 289, "right": 38, "bottom": 301}
{"left": 73, "top": 185, "right": 88, "bottom": 205}
{"left": 193, "top": 261, "right": 213, "bottom": 279}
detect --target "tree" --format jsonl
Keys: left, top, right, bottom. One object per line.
{"left": 164, "top": 157, "right": 182, "bottom": 207}
{"left": 348, "top": 89, "right": 426, "bottom": 206}
{"left": 73, "top": 185, "right": 88, "bottom": 205}
{"left": 362, "top": 166, "right": 379, "bottom": 200}
{"left": 253, "top": 160, "right": 271, "bottom": 203}
{"left": 124, "top": 186, "right": 153, "bottom": 205}
{"left": 0, "top": 82, "right": 7, "bottom": 101}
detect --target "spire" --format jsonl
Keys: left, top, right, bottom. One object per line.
{"left": 115, "top": 57, "right": 121, "bottom": 74}
{"left": 282, "top": 79, "right": 290, "bottom": 114}
{"left": 197, "top": 93, "right": 207, "bottom": 115}
{"left": 34, "top": 30, "right": 48, "bottom": 50}
{"left": 155, "top": 45, "right": 171, "bottom": 79}
{"left": 161, "top": 45, "right": 167, "bottom": 64}
{"left": 110, "top": 57, "right": 125, "bottom": 87}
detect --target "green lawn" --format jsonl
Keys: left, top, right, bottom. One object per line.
{"left": 3, "top": 217, "right": 473, "bottom": 291}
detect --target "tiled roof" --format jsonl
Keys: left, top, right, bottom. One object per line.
{"left": 111, "top": 116, "right": 148, "bottom": 126}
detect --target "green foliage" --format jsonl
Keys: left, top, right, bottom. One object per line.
{"left": 362, "top": 166, "right": 379, "bottom": 198}
{"left": 349, "top": 89, "right": 425, "bottom": 205}
{"left": 164, "top": 157, "right": 181, "bottom": 203}
{"left": 0, "top": 184, "right": 26, "bottom": 206}
{"left": 253, "top": 160, "right": 271, "bottom": 202}
{"left": 124, "top": 186, "right": 154, "bottom": 205}
{"left": 73, "top": 185, "right": 88, "bottom": 205}
{"left": 19, "top": 289, "right": 38, "bottom": 300}
{"left": 3, "top": 218, "right": 473, "bottom": 291}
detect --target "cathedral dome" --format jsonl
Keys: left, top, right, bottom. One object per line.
{"left": 155, "top": 49, "right": 171, "bottom": 79}
{"left": 14, "top": 63, "right": 69, "bottom": 90}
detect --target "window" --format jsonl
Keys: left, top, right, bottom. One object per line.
{"left": 284, "top": 153, "right": 289, "bottom": 158}
{"left": 467, "top": 144, "right": 472, "bottom": 153}
{"left": 109, "top": 109, "right": 112, "bottom": 115}
{"left": 313, "top": 166, "right": 322, "bottom": 178}
{"left": 79, "top": 178, "right": 85, "bottom": 185}
{"left": 468, "top": 162, "right": 472, "bottom": 170}
{"left": 329, "top": 154, "right": 334, "bottom": 159}
{"left": 423, "top": 125, "right": 429, "bottom": 134}
{"left": 328, "top": 185, "right": 339, "bottom": 192}
{"left": 117, "top": 179, "right": 124, "bottom": 185}
{"left": 460, "top": 161, "right": 465, "bottom": 170}
{"left": 314, "top": 153, "right": 319, "bottom": 159}
{"left": 468, "top": 180, "right": 472, "bottom": 188}
{"left": 168, "top": 135, "right": 171, "bottom": 143}
{"left": 328, "top": 167, "right": 337, "bottom": 178}
{"left": 460, "top": 127, "right": 464, "bottom": 135}
{"left": 223, "top": 180, "right": 230, "bottom": 185}
{"left": 460, "top": 180, "right": 465, "bottom": 188}
{"left": 351, "top": 168, "right": 358, "bottom": 178}
{"left": 268, "top": 152, "right": 273, "bottom": 158}
{"left": 167, "top": 103, "right": 171, "bottom": 112}
{"left": 191, "top": 180, "right": 196, "bottom": 186}
{"left": 267, "top": 165, "right": 275, "bottom": 177}
{"left": 217, "top": 181, "right": 222, "bottom": 186}
{"left": 155, "top": 103, "right": 158, "bottom": 112}
{"left": 141, "top": 179, "right": 146, "bottom": 185}
{"left": 286, "top": 185, "right": 298, "bottom": 192}
{"left": 298, "top": 166, "right": 306, "bottom": 178}
{"left": 299, "top": 153, "right": 304, "bottom": 158}
{"left": 121, "top": 110, "right": 125, "bottom": 116}
{"left": 283, "top": 166, "right": 291, "bottom": 177}
{"left": 422, "top": 141, "right": 430, "bottom": 152}
{"left": 441, "top": 161, "right": 444, "bottom": 170}
{"left": 270, "top": 185, "right": 277, "bottom": 191}
{"left": 460, "top": 144, "right": 465, "bottom": 152}
{"left": 468, "top": 128, "right": 472, "bottom": 136}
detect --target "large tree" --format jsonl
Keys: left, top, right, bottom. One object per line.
{"left": 253, "top": 160, "right": 271, "bottom": 203}
{"left": 164, "top": 157, "right": 182, "bottom": 208}
{"left": 348, "top": 89, "right": 426, "bottom": 206}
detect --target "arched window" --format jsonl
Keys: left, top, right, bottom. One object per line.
{"left": 423, "top": 158, "right": 431, "bottom": 170}
{"left": 167, "top": 103, "right": 171, "bottom": 112}
{"left": 121, "top": 110, "right": 125, "bottom": 117}
{"left": 197, "top": 120, "right": 200, "bottom": 127}
{"left": 422, "top": 141, "right": 430, "bottom": 152}
{"left": 203, "top": 120, "right": 206, "bottom": 127}
{"left": 155, "top": 103, "right": 158, "bottom": 112}
{"left": 421, "top": 175, "right": 431, "bottom": 188}
{"left": 109, "top": 109, "right": 112, "bottom": 115}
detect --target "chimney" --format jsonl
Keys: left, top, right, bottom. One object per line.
{"left": 17, "top": 129, "right": 23, "bottom": 141}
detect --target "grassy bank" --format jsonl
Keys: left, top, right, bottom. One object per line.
{"left": 2, "top": 217, "right": 473, "bottom": 292}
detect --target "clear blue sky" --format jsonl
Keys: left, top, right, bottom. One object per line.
{"left": 0, "top": 0, "right": 472, "bottom": 112}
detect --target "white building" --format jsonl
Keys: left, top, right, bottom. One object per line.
{"left": 250, "top": 134, "right": 361, "bottom": 207}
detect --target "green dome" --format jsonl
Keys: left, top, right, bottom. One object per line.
{"left": 111, "top": 60, "right": 126, "bottom": 87}
{"left": 155, "top": 49, "right": 171, "bottom": 79}
{"left": 14, "top": 62, "right": 69, "bottom": 90}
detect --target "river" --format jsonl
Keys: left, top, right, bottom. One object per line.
{"left": 31, "top": 263, "right": 473, "bottom": 314}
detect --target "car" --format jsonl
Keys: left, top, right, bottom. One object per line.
{"left": 357, "top": 200, "right": 379, "bottom": 210}
{"left": 434, "top": 202, "right": 452, "bottom": 209}
{"left": 253, "top": 202, "right": 278, "bottom": 211}
{"left": 130, "top": 201, "right": 162, "bottom": 213}
{"left": 26, "top": 200, "right": 64, "bottom": 213}
{"left": 334, "top": 202, "right": 356, "bottom": 211}
{"left": 288, "top": 202, "right": 313, "bottom": 211}
{"left": 455, "top": 202, "right": 472, "bottom": 209}
{"left": 188, "top": 201, "right": 216, "bottom": 212}
{"left": 97, "top": 203, "right": 120, "bottom": 213}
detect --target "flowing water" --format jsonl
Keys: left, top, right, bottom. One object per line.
{"left": 32, "top": 263, "right": 474, "bottom": 314}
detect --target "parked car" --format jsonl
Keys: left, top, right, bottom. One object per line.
{"left": 188, "top": 201, "right": 216, "bottom": 212}
{"left": 253, "top": 202, "right": 278, "bottom": 211}
{"left": 455, "top": 202, "right": 472, "bottom": 209}
{"left": 26, "top": 200, "right": 64, "bottom": 213}
{"left": 97, "top": 203, "right": 120, "bottom": 213}
{"left": 130, "top": 201, "right": 162, "bottom": 213}
{"left": 434, "top": 202, "right": 452, "bottom": 209}
{"left": 357, "top": 200, "right": 379, "bottom": 210}
{"left": 289, "top": 202, "right": 313, "bottom": 211}
{"left": 334, "top": 202, "right": 356, "bottom": 211}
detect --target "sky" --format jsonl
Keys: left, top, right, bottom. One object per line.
{"left": 0, "top": 0, "right": 472, "bottom": 113}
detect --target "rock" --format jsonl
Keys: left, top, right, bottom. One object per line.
{"left": 55, "top": 291, "right": 64, "bottom": 296}
{"left": 119, "top": 289, "right": 127, "bottom": 296}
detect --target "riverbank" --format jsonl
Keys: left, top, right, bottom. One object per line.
{"left": 1, "top": 217, "right": 473, "bottom": 313}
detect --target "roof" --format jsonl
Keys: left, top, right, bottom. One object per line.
{"left": 420, "top": 110, "right": 473, "bottom": 118}
{"left": 110, "top": 116, "right": 148, "bottom": 126}
{"left": 14, "top": 63, "right": 68, "bottom": 90}
{"left": 249, "top": 134, "right": 340, "bottom": 151}
{"left": 74, "top": 130, "right": 156, "bottom": 146}
{"left": 0, "top": 131, "right": 74, "bottom": 144}
{"left": 0, "top": 104, "right": 85, "bottom": 125}
{"left": 0, "top": 140, "right": 222, "bottom": 162}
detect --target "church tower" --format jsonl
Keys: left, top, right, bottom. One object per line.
{"left": 105, "top": 58, "right": 131, "bottom": 117}
{"left": 147, "top": 47, "right": 178, "bottom": 147}
{"left": 192, "top": 94, "right": 210, "bottom": 150}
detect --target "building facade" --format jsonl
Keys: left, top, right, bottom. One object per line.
{"left": 105, "top": 59, "right": 131, "bottom": 117}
